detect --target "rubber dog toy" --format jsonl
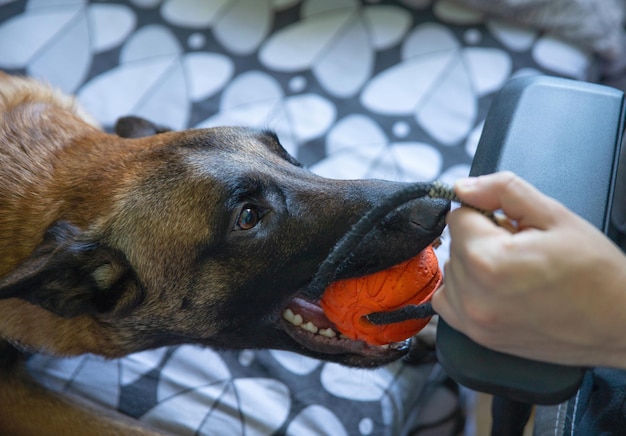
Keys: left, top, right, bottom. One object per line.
{"left": 320, "top": 246, "right": 441, "bottom": 346}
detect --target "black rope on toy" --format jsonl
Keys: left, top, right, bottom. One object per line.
{"left": 304, "top": 182, "right": 459, "bottom": 324}
{"left": 303, "top": 181, "right": 502, "bottom": 325}
{"left": 366, "top": 301, "right": 436, "bottom": 324}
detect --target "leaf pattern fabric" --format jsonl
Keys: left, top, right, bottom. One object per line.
{"left": 0, "top": 0, "right": 599, "bottom": 433}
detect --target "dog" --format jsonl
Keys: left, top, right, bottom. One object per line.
{"left": 0, "top": 72, "right": 449, "bottom": 434}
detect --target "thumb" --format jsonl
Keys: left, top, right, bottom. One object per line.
{"left": 430, "top": 284, "right": 450, "bottom": 319}
{"left": 454, "top": 171, "right": 564, "bottom": 230}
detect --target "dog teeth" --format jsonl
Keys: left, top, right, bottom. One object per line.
{"left": 301, "top": 322, "right": 319, "bottom": 334}
{"left": 282, "top": 308, "right": 303, "bottom": 326}
{"left": 319, "top": 328, "right": 336, "bottom": 338}
{"left": 282, "top": 308, "right": 401, "bottom": 349}
{"left": 283, "top": 308, "right": 338, "bottom": 338}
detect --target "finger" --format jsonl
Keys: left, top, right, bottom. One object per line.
{"left": 432, "top": 284, "right": 465, "bottom": 332}
{"left": 454, "top": 171, "right": 564, "bottom": 230}
{"left": 430, "top": 260, "right": 450, "bottom": 315}
{"left": 431, "top": 284, "right": 451, "bottom": 320}
{"left": 447, "top": 205, "right": 511, "bottom": 243}
{"left": 432, "top": 260, "right": 466, "bottom": 330}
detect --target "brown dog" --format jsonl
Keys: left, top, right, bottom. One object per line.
{"left": 0, "top": 72, "right": 448, "bottom": 433}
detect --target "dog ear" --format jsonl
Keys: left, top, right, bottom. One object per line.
{"left": 115, "top": 116, "right": 171, "bottom": 138}
{"left": 0, "top": 221, "right": 144, "bottom": 319}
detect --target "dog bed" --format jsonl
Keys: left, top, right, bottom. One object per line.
{"left": 1, "top": 0, "right": 624, "bottom": 434}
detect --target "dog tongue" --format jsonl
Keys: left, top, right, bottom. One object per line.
{"left": 320, "top": 246, "right": 441, "bottom": 346}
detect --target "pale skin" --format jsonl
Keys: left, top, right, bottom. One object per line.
{"left": 432, "top": 171, "right": 626, "bottom": 369}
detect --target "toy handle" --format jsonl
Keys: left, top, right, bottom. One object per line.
{"left": 436, "top": 75, "right": 626, "bottom": 404}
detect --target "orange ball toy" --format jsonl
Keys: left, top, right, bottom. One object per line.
{"left": 320, "top": 246, "right": 442, "bottom": 346}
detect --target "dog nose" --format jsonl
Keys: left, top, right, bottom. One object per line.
{"left": 381, "top": 197, "right": 449, "bottom": 234}
{"left": 410, "top": 197, "right": 450, "bottom": 232}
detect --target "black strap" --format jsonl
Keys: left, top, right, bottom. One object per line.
{"left": 365, "top": 301, "right": 436, "bottom": 323}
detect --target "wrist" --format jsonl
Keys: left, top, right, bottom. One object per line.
{"left": 593, "top": 259, "right": 626, "bottom": 369}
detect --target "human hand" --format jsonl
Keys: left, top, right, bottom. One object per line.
{"left": 432, "top": 171, "right": 626, "bottom": 368}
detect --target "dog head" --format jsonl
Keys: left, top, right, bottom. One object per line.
{"left": 1, "top": 118, "right": 448, "bottom": 367}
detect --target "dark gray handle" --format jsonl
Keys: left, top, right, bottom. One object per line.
{"left": 436, "top": 75, "right": 625, "bottom": 404}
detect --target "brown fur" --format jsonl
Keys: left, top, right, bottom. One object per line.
{"left": 0, "top": 72, "right": 448, "bottom": 433}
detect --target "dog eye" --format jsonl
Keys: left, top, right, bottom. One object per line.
{"left": 235, "top": 206, "right": 261, "bottom": 230}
